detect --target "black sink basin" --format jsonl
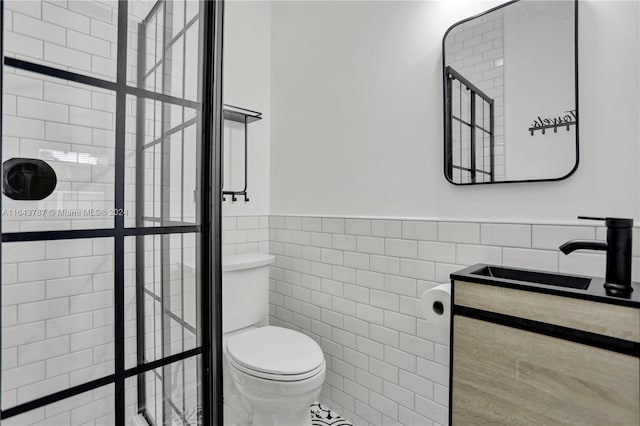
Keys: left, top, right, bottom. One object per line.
{"left": 470, "top": 265, "right": 591, "bottom": 290}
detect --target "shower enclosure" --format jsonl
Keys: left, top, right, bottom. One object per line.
{"left": 444, "top": 66, "right": 495, "bottom": 184}
{"left": 0, "top": 1, "right": 223, "bottom": 425}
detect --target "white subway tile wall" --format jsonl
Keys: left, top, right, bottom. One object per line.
{"left": 2, "top": 0, "right": 123, "bottom": 234}
{"left": 3, "top": 384, "right": 115, "bottom": 426}
{"left": 1, "top": 238, "right": 117, "bottom": 425}
{"left": 2, "top": 0, "right": 119, "bottom": 421}
{"left": 223, "top": 215, "right": 270, "bottom": 255}
{"left": 1, "top": 232, "right": 197, "bottom": 426}
{"left": 268, "top": 216, "right": 640, "bottom": 426}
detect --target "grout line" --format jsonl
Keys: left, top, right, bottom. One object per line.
{"left": 268, "top": 214, "right": 640, "bottom": 229}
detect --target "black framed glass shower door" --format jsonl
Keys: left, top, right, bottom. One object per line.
{"left": 0, "top": 1, "right": 222, "bottom": 425}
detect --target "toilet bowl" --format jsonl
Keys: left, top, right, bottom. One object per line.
{"left": 222, "top": 254, "right": 326, "bottom": 426}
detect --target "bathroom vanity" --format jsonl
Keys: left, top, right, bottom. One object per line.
{"left": 449, "top": 265, "right": 640, "bottom": 425}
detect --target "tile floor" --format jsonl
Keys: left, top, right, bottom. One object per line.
{"left": 310, "top": 403, "right": 354, "bottom": 426}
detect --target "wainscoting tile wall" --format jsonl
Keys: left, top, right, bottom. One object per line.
{"left": 266, "top": 215, "right": 640, "bottom": 426}
{"left": 222, "top": 215, "right": 270, "bottom": 255}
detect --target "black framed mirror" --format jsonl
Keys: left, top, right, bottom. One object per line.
{"left": 443, "top": 0, "right": 578, "bottom": 185}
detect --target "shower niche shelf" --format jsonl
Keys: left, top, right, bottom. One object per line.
{"left": 222, "top": 104, "right": 262, "bottom": 202}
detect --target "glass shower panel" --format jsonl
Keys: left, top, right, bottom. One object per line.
{"left": 2, "top": 69, "right": 116, "bottom": 233}
{"left": 1, "top": 384, "right": 115, "bottom": 426}
{"left": 125, "top": 95, "right": 200, "bottom": 228}
{"left": 124, "top": 233, "right": 198, "bottom": 366}
{"left": 4, "top": 1, "right": 118, "bottom": 81}
{"left": 125, "top": 356, "right": 201, "bottom": 425}
{"left": 1, "top": 238, "right": 115, "bottom": 409}
{"left": 128, "top": 0, "right": 202, "bottom": 102}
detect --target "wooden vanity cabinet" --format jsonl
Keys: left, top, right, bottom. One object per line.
{"left": 450, "top": 281, "right": 640, "bottom": 426}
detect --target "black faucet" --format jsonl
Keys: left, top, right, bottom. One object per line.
{"left": 559, "top": 216, "right": 634, "bottom": 296}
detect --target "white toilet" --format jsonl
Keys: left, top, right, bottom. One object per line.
{"left": 223, "top": 253, "right": 326, "bottom": 426}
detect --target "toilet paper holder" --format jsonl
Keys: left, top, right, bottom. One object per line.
{"left": 420, "top": 283, "right": 451, "bottom": 327}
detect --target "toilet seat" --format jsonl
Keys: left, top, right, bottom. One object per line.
{"left": 226, "top": 326, "right": 324, "bottom": 382}
{"left": 228, "top": 355, "right": 325, "bottom": 382}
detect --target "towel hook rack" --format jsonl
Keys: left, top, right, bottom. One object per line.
{"left": 222, "top": 104, "right": 262, "bottom": 202}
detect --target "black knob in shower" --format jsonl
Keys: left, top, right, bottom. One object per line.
{"left": 3, "top": 158, "right": 57, "bottom": 200}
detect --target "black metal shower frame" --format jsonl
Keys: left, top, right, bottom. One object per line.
{"left": 0, "top": 1, "right": 225, "bottom": 425}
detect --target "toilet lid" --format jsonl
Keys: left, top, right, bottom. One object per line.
{"left": 227, "top": 326, "right": 324, "bottom": 376}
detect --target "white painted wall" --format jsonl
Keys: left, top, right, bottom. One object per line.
{"left": 270, "top": 0, "right": 640, "bottom": 223}
{"left": 222, "top": 0, "right": 271, "bottom": 217}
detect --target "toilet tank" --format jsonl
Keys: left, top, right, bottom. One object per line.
{"left": 223, "top": 253, "right": 275, "bottom": 333}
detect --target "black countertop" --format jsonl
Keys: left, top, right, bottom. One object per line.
{"left": 451, "top": 264, "right": 640, "bottom": 309}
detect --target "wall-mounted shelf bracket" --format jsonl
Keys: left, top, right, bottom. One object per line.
{"left": 222, "top": 104, "right": 262, "bottom": 202}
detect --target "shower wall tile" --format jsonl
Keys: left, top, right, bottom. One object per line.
{"left": 268, "top": 216, "right": 638, "bottom": 426}
{"left": 66, "top": 30, "right": 111, "bottom": 58}
{"left": 44, "top": 43, "right": 92, "bottom": 72}
{"left": 13, "top": 13, "right": 65, "bottom": 44}
{"left": 1, "top": 240, "right": 119, "bottom": 422}
{"left": 42, "top": 3, "right": 91, "bottom": 34}
{"left": 67, "top": 1, "right": 113, "bottom": 24}
{"left": 6, "top": 1, "right": 40, "bottom": 19}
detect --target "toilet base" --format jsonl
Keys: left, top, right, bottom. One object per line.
{"left": 249, "top": 405, "right": 312, "bottom": 426}
{"left": 224, "top": 397, "right": 312, "bottom": 426}
{"left": 223, "top": 362, "right": 324, "bottom": 426}
{"left": 226, "top": 361, "right": 325, "bottom": 426}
